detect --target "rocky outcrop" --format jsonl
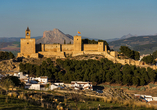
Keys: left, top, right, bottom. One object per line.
{"left": 36, "top": 28, "right": 73, "bottom": 44}
{"left": 0, "top": 59, "right": 20, "bottom": 72}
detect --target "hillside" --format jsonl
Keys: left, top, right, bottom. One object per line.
{"left": 108, "top": 35, "right": 157, "bottom": 54}
{"left": 36, "top": 28, "right": 73, "bottom": 44}
{"left": 0, "top": 41, "right": 20, "bottom": 56}
{"left": 0, "top": 36, "right": 42, "bottom": 56}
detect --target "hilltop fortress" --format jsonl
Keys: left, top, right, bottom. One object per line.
{"left": 17, "top": 27, "right": 157, "bottom": 70}
{"left": 17, "top": 27, "right": 116, "bottom": 58}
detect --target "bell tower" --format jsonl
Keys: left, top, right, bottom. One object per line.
{"left": 25, "top": 27, "right": 31, "bottom": 39}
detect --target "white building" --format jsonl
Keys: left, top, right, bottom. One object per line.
{"left": 29, "top": 84, "right": 40, "bottom": 90}
{"left": 54, "top": 82, "right": 64, "bottom": 86}
{"left": 144, "top": 95, "right": 153, "bottom": 102}
{"left": 71, "top": 81, "right": 93, "bottom": 90}
{"left": 14, "top": 72, "right": 28, "bottom": 79}
{"left": 152, "top": 97, "right": 157, "bottom": 101}
{"left": 50, "top": 84, "right": 59, "bottom": 90}
{"left": 134, "top": 94, "right": 154, "bottom": 102}
{"left": 31, "top": 76, "right": 48, "bottom": 84}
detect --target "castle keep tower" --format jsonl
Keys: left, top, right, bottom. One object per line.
{"left": 74, "top": 35, "right": 82, "bottom": 52}
{"left": 17, "top": 27, "right": 38, "bottom": 58}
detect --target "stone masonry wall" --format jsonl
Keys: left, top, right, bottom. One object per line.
{"left": 84, "top": 44, "right": 98, "bottom": 51}
{"left": 43, "top": 44, "right": 60, "bottom": 52}
{"left": 61, "top": 44, "right": 74, "bottom": 51}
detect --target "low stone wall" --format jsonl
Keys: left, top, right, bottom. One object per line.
{"left": 72, "top": 51, "right": 84, "bottom": 57}
{"left": 17, "top": 53, "right": 38, "bottom": 58}
{"left": 38, "top": 51, "right": 65, "bottom": 58}
{"left": 103, "top": 52, "right": 157, "bottom": 70}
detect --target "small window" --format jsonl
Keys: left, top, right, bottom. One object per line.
{"left": 27, "top": 42, "right": 29, "bottom": 44}
{"left": 56, "top": 46, "right": 57, "bottom": 47}
{"left": 77, "top": 39, "right": 78, "bottom": 40}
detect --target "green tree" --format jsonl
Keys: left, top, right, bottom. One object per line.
{"left": 106, "top": 71, "right": 113, "bottom": 82}
{"left": 114, "top": 70, "right": 122, "bottom": 83}
{"left": 141, "top": 55, "right": 155, "bottom": 65}
{"left": 134, "top": 51, "right": 140, "bottom": 60}
{"left": 119, "top": 46, "right": 140, "bottom": 60}
{"left": 147, "top": 67, "right": 156, "bottom": 82}
{"left": 42, "top": 61, "right": 48, "bottom": 69}
{"left": 64, "top": 40, "right": 66, "bottom": 44}
{"left": 46, "top": 58, "right": 52, "bottom": 65}
{"left": 153, "top": 50, "right": 157, "bottom": 59}
{"left": 140, "top": 78, "right": 145, "bottom": 86}
{"left": 44, "top": 69, "right": 52, "bottom": 78}
{"left": 122, "top": 64, "right": 133, "bottom": 85}
{"left": 9, "top": 52, "right": 15, "bottom": 59}
{"left": 35, "top": 66, "right": 41, "bottom": 77}
{"left": 19, "top": 63, "right": 25, "bottom": 72}
{"left": 132, "top": 77, "right": 140, "bottom": 86}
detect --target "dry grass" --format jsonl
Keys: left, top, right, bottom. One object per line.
{"left": 103, "top": 96, "right": 157, "bottom": 109}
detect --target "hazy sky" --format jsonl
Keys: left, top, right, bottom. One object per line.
{"left": 0, "top": 0, "right": 157, "bottom": 39}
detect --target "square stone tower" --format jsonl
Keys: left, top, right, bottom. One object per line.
{"left": 17, "top": 27, "right": 38, "bottom": 58}
{"left": 74, "top": 35, "right": 82, "bottom": 52}
{"left": 98, "top": 42, "right": 104, "bottom": 52}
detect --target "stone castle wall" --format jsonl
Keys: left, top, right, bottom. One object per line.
{"left": 84, "top": 44, "right": 98, "bottom": 51}
{"left": 42, "top": 44, "right": 60, "bottom": 52}
{"left": 61, "top": 44, "right": 74, "bottom": 51}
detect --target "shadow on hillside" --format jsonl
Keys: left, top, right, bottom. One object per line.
{"left": 93, "top": 86, "right": 104, "bottom": 91}
{"left": 13, "top": 57, "right": 24, "bottom": 62}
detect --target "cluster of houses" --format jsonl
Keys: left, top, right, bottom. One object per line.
{"left": 12, "top": 72, "right": 93, "bottom": 91}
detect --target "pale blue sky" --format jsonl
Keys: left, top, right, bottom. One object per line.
{"left": 0, "top": 0, "right": 157, "bottom": 39}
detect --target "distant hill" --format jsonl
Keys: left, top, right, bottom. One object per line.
{"left": 81, "top": 36, "right": 100, "bottom": 41}
{"left": 133, "top": 43, "right": 157, "bottom": 55}
{"left": 0, "top": 36, "right": 42, "bottom": 42}
{"left": 108, "top": 35, "right": 157, "bottom": 54}
{"left": 0, "top": 36, "right": 41, "bottom": 56}
{"left": 105, "top": 34, "right": 134, "bottom": 42}
{"left": 36, "top": 28, "right": 73, "bottom": 44}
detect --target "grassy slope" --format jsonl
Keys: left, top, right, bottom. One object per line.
{"left": 0, "top": 91, "right": 153, "bottom": 110}
{"left": 0, "top": 94, "right": 50, "bottom": 110}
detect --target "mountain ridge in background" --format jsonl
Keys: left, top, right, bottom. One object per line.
{"left": 36, "top": 28, "right": 73, "bottom": 44}
{"left": 105, "top": 34, "right": 134, "bottom": 42}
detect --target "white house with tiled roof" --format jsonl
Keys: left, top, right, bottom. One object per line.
{"left": 71, "top": 81, "right": 93, "bottom": 90}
